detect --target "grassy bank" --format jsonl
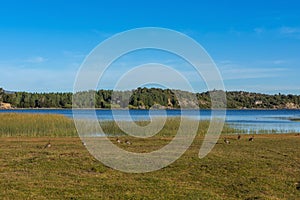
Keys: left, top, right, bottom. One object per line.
{"left": 0, "top": 113, "right": 239, "bottom": 137}
{"left": 0, "top": 135, "right": 299, "bottom": 199}
{"left": 0, "top": 113, "right": 299, "bottom": 199}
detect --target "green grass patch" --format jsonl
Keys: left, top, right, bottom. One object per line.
{"left": 99, "top": 117, "right": 238, "bottom": 137}
{"left": 0, "top": 113, "right": 299, "bottom": 199}
{"left": 0, "top": 136, "right": 299, "bottom": 199}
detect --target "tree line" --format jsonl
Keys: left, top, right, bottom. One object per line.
{"left": 1, "top": 87, "right": 300, "bottom": 109}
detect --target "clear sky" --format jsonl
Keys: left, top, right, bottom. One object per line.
{"left": 0, "top": 0, "right": 300, "bottom": 94}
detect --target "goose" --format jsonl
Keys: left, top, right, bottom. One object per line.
{"left": 295, "top": 182, "right": 300, "bottom": 190}
{"left": 43, "top": 140, "right": 51, "bottom": 149}
{"left": 125, "top": 140, "right": 131, "bottom": 145}
{"left": 249, "top": 136, "right": 254, "bottom": 142}
{"left": 116, "top": 138, "right": 121, "bottom": 143}
{"left": 224, "top": 138, "right": 230, "bottom": 144}
{"left": 237, "top": 134, "right": 241, "bottom": 140}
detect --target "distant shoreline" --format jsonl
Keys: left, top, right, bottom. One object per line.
{"left": 2, "top": 88, "right": 300, "bottom": 110}
{"left": 1, "top": 107, "right": 300, "bottom": 111}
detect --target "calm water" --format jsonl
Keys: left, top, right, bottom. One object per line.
{"left": 1, "top": 109, "right": 300, "bottom": 134}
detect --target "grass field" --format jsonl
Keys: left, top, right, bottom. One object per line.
{"left": 0, "top": 113, "right": 238, "bottom": 137}
{"left": 0, "top": 114, "right": 300, "bottom": 199}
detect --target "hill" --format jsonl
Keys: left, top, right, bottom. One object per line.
{"left": 0, "top": 87, "right": 300, "bottom": 109}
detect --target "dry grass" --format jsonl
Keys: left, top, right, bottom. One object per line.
{"left": 0, "top": 135, "right": 299, "bottom": 199}
{"left": 0, "top": 113, "right": 300, "bottom": 199}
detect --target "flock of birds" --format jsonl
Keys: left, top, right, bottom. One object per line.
{"left": 224, "top": 134, "right": 254, "bottom": 144}
{"left": 43, "top": 138, "right": 132, "bottom": 149}
{"left": 43, "top": 135, "right": 251, "bottom": 149}
{"left": 43, "top": 135, "right": 254, "bottom": 148}
{"left": 116, "top": 138, "right": 131, "bottom": 145}
{"left": 40, "top": 135, "right": 300, "bottom": 192}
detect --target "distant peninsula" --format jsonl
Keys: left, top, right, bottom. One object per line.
{"left": 0, "top": 87, "right": 299, "bottom": 109}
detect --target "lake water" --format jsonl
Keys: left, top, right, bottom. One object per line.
{"left": 1, "top": 109, "right": 300, "bottom": 134}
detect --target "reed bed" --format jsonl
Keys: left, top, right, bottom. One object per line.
{"left": 0, "top": 113, "right": 77, "bottom": 137}
{"left": 0, "top": 113, "right": 283, "bottom": 137}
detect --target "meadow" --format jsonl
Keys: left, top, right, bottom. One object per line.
{"left": 0, "top": 113, "right": 299, "bottom": 199}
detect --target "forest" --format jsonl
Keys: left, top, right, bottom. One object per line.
{"left": 1, "top": 87, "right": 300, "bottom": 109}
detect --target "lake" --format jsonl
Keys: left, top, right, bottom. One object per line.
{"left": 1, "top": 109, "right": 300, "bottom": 134}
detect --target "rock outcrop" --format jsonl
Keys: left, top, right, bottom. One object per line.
{"left": 285, "top": 102, "right": 299, "bottom": 109}
{"left": 0, "top": 102, "right": 12, "bottom": 109}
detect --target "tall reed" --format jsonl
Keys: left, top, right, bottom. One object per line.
{"left": 0, "top": 113, "right": 260, "bottom": 137}
{"left": 0, "top": 113, "right": 77, "bottom": 137}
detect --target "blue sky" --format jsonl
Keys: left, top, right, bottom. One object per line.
{"left": 0, "top": 0, "right": 300, "bottom": 94}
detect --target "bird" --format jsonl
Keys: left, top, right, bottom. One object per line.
{"left": 116, "top": 138, "right": 121, "bottom": 143}
{"left": 224, "top": 138, "right": 230, "bottom": 144}
{"left": 125, "top": 140, "right": 131, "bottom": 145}
{"left": 82, "top": 141, "right": 86, "bottom": 146}
{"left": 237, "top": 134, "right": 241, "bottom": 140}
{"left": 249, "top": 136, "right": 254, "bottom": 142}
{"left": 295, "top": 182, "right": 300, "bottom": 190}
{"left": 43, "top": 140, "right": 51, "bottom": 149}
